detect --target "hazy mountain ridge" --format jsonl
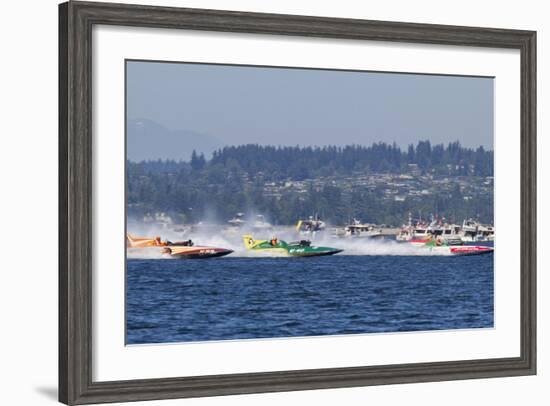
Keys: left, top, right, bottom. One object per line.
{"left": 127, "top": 118, "right": 223, "bottom": 161}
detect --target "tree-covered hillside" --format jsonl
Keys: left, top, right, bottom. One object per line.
{"left": 127, "top": 141, "right": 494, "bottom": 226}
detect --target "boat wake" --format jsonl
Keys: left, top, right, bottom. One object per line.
{"left": 126, "top": 225, "right": 463, "bottom": 258}
{"left": 127, "top": 247, "right": 170, "bottom": 259}
{"left": 315, "top": 238, "right": 454, "bottom": 256}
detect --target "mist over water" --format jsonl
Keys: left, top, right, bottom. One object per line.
{"left": 127, "top": 223, "right": 458, "bottom": 258}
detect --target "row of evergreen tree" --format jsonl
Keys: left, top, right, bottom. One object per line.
{"left": 197, "top": 141, "right": 492, "bottom": 179}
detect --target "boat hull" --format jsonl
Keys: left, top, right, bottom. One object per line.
{"left": 164, "top": 246, "right": 233, "bottom": 259}
{"left": 287, "top": 247, "right": 343, "bottom": 257}
{"left": 448, "top": 246, "right": 494, "bottom": 256}
{"left": 423, "top": 245, "right": 494, "bottom": 256}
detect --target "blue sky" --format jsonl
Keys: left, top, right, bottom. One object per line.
{"left": 126, "top": 60, "right": 493, "bottom": 161}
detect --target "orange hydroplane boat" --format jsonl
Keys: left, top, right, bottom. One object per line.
{"left": 126, "top": 234, "right": 233, "bottom": 259}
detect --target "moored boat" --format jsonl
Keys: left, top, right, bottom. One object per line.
{"left": 461, "top": 219, "right": 495, "bottom": 242}
{"left": 334, "top": 219, "right": 383, "bottom": 239}
{"left": 296, "top": 215, "right": 326, "bottom": 236}
{"left": 397, "top": 213, "right": 484, "bottom": 245}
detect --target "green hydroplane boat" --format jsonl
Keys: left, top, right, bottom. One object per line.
{"left": 242, "top": 235, "right": 343, "bottom": 257}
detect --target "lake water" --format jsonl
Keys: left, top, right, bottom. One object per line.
{"left": 126, "top": 254, "right": 493, "bottom": 344}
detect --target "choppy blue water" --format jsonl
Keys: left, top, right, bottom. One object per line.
{"left": 126, "top": 255, "right": 493, "bottom": 344}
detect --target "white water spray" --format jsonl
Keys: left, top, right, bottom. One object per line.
{"left": 127, "top": 222, "right": 455, "bottom": 258}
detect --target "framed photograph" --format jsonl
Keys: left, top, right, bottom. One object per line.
{"left": 59, "top": 1, "right": 536, "bottom": 404}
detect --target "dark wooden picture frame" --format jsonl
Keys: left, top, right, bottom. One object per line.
{"left": 59, "top": 1, "right": 536, "bottom": 404}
